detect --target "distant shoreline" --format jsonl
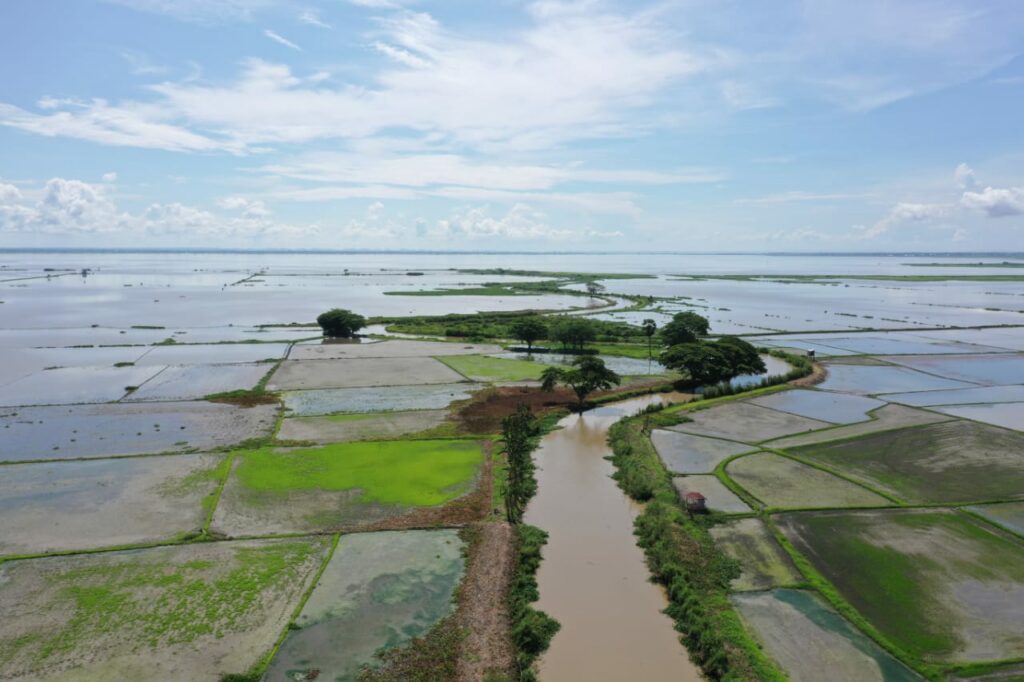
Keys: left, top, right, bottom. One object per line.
{"left": 2, "top": 248, "right": 1023, "bottom": 257}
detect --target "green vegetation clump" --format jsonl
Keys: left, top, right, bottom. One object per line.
{"left": 376, "top": 310, "right": 646, "bottom": 344}
{"left": 317, "top": 308, "right": 367, "bottom": 338}
{"left": 698, "top": 349, "right": 812, "bottom": 400}
{"left": 233, "top": 439, "right": 484, "bottom": 507}
{"left": 501, "top": 405, "right": 541, "bottom": 524}
{"left": 4, "top": 541, "right": 322, "bottom": 665}
{"left": 437, "top": 354, "right": 551, "bottom": 382}
{"left": 509, "top": 525, "right": 560, "bottom": 682}
{"left": 540, "top": 355, "right": 621, "bottom": 411}
{"left": 606, "top": 417, "right": 787, "bottom": 681}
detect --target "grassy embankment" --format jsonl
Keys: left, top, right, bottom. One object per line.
{"left": 607, "top": 402, "right": 787, "bottom": 681}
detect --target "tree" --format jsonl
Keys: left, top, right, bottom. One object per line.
{"left": 659, "top": 342, "right": 731, "bottom": 385}
{"left": 317, "top": 308, "right": 366, "bottom": 338}
{"left": 585, "top": 281, "right": 606, "bottom": 298}
{"left": 549, "top": 317, "right": 596, "bottom": 352}
{"left": 540, "top": 355, "right": 621, "bottom": 411}
{"left": 502, "top": 404, "right": 539, "bottom": 524}
{"left": 660, "top": 311, "right": 710, "bottom": 346}
{"left": 510, "top": 317, "right": 548, "bottom": 352}
{"left": 641, "top": 318, "right": 657, "bottom": 361}
{"left": 714, "top": 336, "right": 765, "bottom": 375}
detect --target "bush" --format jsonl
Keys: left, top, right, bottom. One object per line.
{"left": 317, "top": 308, "right": 366, "bottom": 338}
{"left": 509, "top": 525, "right": 560, "bottom": 680}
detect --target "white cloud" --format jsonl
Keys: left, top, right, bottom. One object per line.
{"left": 736, "top": 191, "right": 865, "bottom": 205}
{"left": 0, "top": 182, "right": 22, "bottom": 203}
{"left": 954, "top": 162, "right": 978, "bottom": 189}
{"left": 2, "top": 4, "right": 709, "bottom": 153}
{"left": 864, "top": 201, "right": 949, "bottom": 238}
{"left": 298, "top": 10, "right": 331, "bottom": 29}
{"left": 719, "top": 80, "right": 778, "bottom": 110}
{"left": 218, "top": 195, "right": 272, "bottom": 217}
{"left": 264, "top": 29, "right": 302, "bottom": 51}
{"left": 102, "top": 172, "right": 118, "bottom": 182}
{"left": 0, "top": 177, "right": 313, "bottom": 238}
{"left": 433, "top": 203, "right": 620, "bottom": 241}
{"left": 102, "top": 0, "right": 277, "bottom": 23}
{"left": 961, "top": 186, "right": 1024, "bottom": 217}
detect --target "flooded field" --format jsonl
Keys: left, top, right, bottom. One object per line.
{"left": 2, "top": 250, "right": 1024, "bottom": 681}
{"left": 265, "top": 530, "right": 464, "bottom": 681}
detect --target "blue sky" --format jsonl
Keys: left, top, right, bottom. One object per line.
{"left": 1, "top": 0, "right": 1024, "bottom": 251}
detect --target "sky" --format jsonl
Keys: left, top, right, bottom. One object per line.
{"left": 1, "top": 0, "right": 1024, "bottom": 251}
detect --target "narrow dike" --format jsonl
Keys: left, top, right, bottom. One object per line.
{"left": 522, "top": 395, "right": 704, "bottom": 681}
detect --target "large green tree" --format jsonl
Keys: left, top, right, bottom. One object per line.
{"left": 541, "top": 355, "right": 621, "bottom": 411}
{"left": 510, "top": 317, "right": 548, "bottom": 352}
{"left": 317, "top": 308, "right": 366, "bottom": 338}
{"left": 641, "top": 318, "right": 657, "bottom": 361}
{"left": 659, "top": 342, "right": 731, "bottom": 385}
{"left": 714, "top": 336, "right": 766, "bottom": 375}
{"left": 548, "top": 317, "right": 597, "bottom": 352}
{"left": 660, "top": 311, "right": 710, "bottom": 346}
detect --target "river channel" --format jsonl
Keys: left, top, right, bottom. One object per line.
{"left": 523, "top": 393, "right": 703, "bottom": 681}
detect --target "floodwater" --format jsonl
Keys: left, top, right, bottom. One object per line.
{"left": 523, "top": 394, "right": 702, "bottom": 682}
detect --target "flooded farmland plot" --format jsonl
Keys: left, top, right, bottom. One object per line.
{"left": 726, "top": 452, "right": 892, "bottom": 509}
{"left": 268, "top": 356, "right": 465, "bottom": 390}
{"left": 668, "top": 400, "right": 831, "bottom": 443}
{"left": 749, "top": 389, "right": 886, "bottom": 424}
{"left": 0, "top": 364, "right": 165, "bottom": 407}
{"left": 265, "top": 530, "right": 465, "bottom": 681}
{"left": 934, "top": 401, "right": 1024, "bottom": 430}
{"left": 277, "top": 409, "right": 450, "bottom": 443}
{"left": 777, "top": 510, "right": 1024, "bottom": 664}
{"left": 709, "top": 518, "right": 801, "bottom": 591}
{"left": 733, "top": 589, "right": 923, "bottom": 681}
{"left": 650, "top": 429, "right": 753, "bottom": 473}
{"left": 0, "top": 454, "right": 223, "bottom": 555}
{"left": 0, "top": 402, "right": 278, "bottom": 461}
{"left": 124, "top": 363, "right": 271, "bottom": 401}
{"left": 818, "top": 362, "right": 980, "bottom": 394}
{"left": 0, "top": 537, "right": 331, "bottom": 680}
{"left": 282, "top": 382, "right": 483, "bottom": 416}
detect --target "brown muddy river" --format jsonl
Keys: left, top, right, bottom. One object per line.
{"left": 523, "top": 394, "right": 703, "bottom": 681}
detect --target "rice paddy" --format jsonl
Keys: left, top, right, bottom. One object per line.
{"left": 726, "top": 452, "right": 891, "bottom": 509}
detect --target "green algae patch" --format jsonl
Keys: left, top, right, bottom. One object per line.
{"left": 0, "top": 538, "right": 330, "bottom": 680}
{"left": 437, "top": 353, "right": 551, "bottom": 382}
{"left": 264, "top": 529, "right": 465, "bottom": 682}
{"left": 777, "top": 509, "right": 1024, "bottom": 665}
{"left": 234, "top": 439, "right": 483, "bottom": 507}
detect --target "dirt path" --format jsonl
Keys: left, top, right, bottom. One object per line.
{"left": 792, "top": 361, "right": 827, "bottom": 387}
{"left": 456, "top": 522, "right": 515, "bottom": 681}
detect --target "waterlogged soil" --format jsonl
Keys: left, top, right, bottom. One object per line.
{"left": 0, "top": 537, "right": 330, "bottom": 681}
{"left": 523, "top": 395, "right": 702, "bottom": 681}
{"left": 0, "top": 402, "right": 278, "bottom": 461}
{"left": 269, "top": 357, "right": 465, "bottom": 390}
{"left": 282, "top": 383, "right": 484, "bottom": 417}
{"left": 277, "top": 409, "right": 450, "bottom": 443}
{"left": 726, "top": 452, "right": 890, "bottom": 509}
{"left": 0, "top": 454, "right": 222, "bottom": 555}
{"left": 668, "top": 401, "right": 830, "bottom": 443}
{"left": 124, "top": 363, "right": 269, "bottom": 401}
{"left": 264, "top": 530, "right": 465, "bottom": 682}
{"left": 967, "top": 502, "right": 1024, "bottom": 536}
{"left": 935, "top": 402, "right": 1024, "bottom": 431}
{"left": 732, "top": 589, "right": 923, "bottom": 681}
{"left": 135, "top": 342, "right": 290, "bottom": 365}
{"left": 750, "top": 389, "right": 885, "bottom": 424}
{"left": 789, "top": 420, "right": 1024, "bottom": 504}
{"left": 290, "top": 339, "right": 502, "bottom": 359}
{"left": 0, "top": 365, "right": 165, "bottom": 407}
{"left": 819, "top": 363, "right": 978, "bottom": 395}
{"left": 882, "top": 353, "right": 1024, "bottom": 386}
{"left": 766, "top": 403, "right": 951, "bottom": 449}
{"left": 672, "top": 475, "right": 752, "bottom": 513}
{"left": 777, "top": 509, "right": 1024, "bottom": 663}
{"left": 650, "top": 429, "right": 752, "bottom": 473}
{"left": 883, "top": 385, "right": 1024, "bottom": 406}
{"left": 708, "top": 518, "right": 801, "bottom": 591}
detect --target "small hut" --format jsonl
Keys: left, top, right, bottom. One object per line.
{"left": 684, "top": 491, "right": 707, "bottom": 513}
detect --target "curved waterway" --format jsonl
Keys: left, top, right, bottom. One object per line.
{"left": 524, "top": 393, "right": 703, "bottom": 681}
